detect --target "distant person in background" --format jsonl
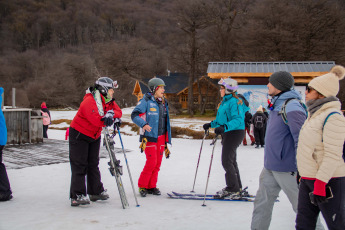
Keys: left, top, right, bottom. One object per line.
{"left": 69, "top": 77, "right": 122, "bottom": 206}
{"left": 251, "top": 105, "right": 267, "bottom": 148}
{"left": 263, "top": 107, "right": 269, "bottom": 119}
{"left": 40, "top": 102, "right": 51, "bottom": 138}
{"left": 243, "top": 111, "right": 255, "bottom": 146}
{"left": 65, "top": 127, "right": 69, "bottom": 141}
{"left": 262, "top": 107, "right": 269, "bottom": 139}
{"left": 0, "top": 87, "right": 12, "bottom": 201}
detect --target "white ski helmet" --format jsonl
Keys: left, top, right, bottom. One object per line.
{"left": 218, "top": 77, "right": 238, "bottom": 94}
{"left": 95, "top": 77, "right": 118, "bottom": 96}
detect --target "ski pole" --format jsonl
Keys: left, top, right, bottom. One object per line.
{"left": 115, "top": 123, "right": 140, "bottom": 207}
{"left": 202, "top": 134, "right": 218, "bottom": 207}
{"left": 191, "top": 129, "right": 209, "bottom": 193}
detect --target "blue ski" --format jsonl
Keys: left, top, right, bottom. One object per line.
{"left": 172, "top": 191, "right": 255, "bottom": 198}
{"left": 167, "top": 193, "right": 254, "bottom": 202}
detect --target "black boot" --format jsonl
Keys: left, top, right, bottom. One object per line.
{"left": 89, "top": 190, "right": 109, "bottom": 202}
{"left": 139, "top": 188, "right": 148, "bottom": 197}
{"left": 71, "top": 195, "right": 90, "bottom": 206}
{"left": 147, "top": 188, "right": 161, "bottom": 195}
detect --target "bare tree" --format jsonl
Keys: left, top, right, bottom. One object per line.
{"left": 175, "top": 0, "right": 211, "bottom": 116}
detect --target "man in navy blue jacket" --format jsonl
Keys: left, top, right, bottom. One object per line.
{"left": 250, "top": 72, "right": 324, "bottom": 230}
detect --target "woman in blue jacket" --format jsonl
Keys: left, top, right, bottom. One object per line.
{"left": 0, "top": 87, "right": 12, "bottom": 201}
{"left": 131, "top": 78, "right": 172, "bottom": 197}
{"left": 203, "top": 78, "right": 246, "bottom": 198}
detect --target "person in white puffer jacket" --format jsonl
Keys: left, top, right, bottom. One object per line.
{"left": 296, "top": 65, "right": 345, "bottom": 230}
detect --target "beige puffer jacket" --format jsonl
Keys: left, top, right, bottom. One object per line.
{"left": 297, "top": 100, "right": 345, "bottom": 183}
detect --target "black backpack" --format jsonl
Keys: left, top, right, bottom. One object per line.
{"left": 254, "top": 115, "right": 264, "bottom": 129}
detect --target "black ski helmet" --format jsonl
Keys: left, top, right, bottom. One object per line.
{"left": 148, "top": 77, "right": 166, "bottom": 93}
{"left": 95, "top": 77, "right": 118, "bottom": 96}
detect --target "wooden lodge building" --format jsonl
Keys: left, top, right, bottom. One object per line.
{"left": 207, "top": 61, "right": 335, "bottom": 84}
{"left": 132, "top": 73, "right": 219, "bottom": 110}
{"left": 132, "top": 61, "right": 335, "bottom": 110}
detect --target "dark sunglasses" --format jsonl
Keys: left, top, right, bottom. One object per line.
{"left": 307, "top": 86, "right": 314, "bottom": 93}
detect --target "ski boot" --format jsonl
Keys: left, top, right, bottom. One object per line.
{"left": 71, "top": 194, "right": 90, "bottom": 206}
{"left": 214, "top": 188, "right": 241, "bottom": 199}
{"left": 89, "top": 190, "right": 109, "bottom": 202}
{"left": 240, "top": 188, "right": 250, "bottom": 197}
{"left": 147, "top": 188, "right": 161, "bottom": 195}
{"left": 139, "top": 188, "right": 148, "bottom": 197}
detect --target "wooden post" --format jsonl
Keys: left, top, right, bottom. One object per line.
{"left": 1, "top": 89, "right": 3, "bottom": 110}
{"left": 12, "top": 88, "right": 16, "bottom": 108}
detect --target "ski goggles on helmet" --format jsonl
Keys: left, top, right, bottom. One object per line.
{"left": 113, "top": 81, "right": 119, "bottom": 89}
{"left": 95, "top": 80, "right": 119, "bottom": 89}
{"left": 218, "top": 78, "right": 238, "bottom": 91}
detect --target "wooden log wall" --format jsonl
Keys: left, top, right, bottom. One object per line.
{"left": 3, "top": 108, "right": 43, "bottom": 145}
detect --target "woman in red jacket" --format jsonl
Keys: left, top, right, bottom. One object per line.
{"left": 69, "top": 77, "right": 122, "bottom": 206}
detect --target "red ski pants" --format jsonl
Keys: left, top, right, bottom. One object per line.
{"left": 138, "top": 135, "right": 165, "bottom": 189}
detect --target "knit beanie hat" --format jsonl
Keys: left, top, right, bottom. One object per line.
{"left": 269, "top": 71, "right": 294, "bottom": 92}
{"left": 308, "top": 65, "right": 345, "bottom": 97}
{"left": 257, "top": 105, "right": 263, "bottom": 112}
{"left": 41, "top": 102, "right": 47, "bottom": 108}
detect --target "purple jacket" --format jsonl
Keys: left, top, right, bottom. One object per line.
{"left": 264, "top": 90, "right": 306, "bottom": 172}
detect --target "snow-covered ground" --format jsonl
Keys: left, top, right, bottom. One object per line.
{"left": 0, "top": 108, "right": 326, "bottom": 230}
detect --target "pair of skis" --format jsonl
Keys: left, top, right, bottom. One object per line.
{"left": 103, "top": 122, "right": 139, "bottom": 209}
{"left": 180, "top": 130, "right": 224, "bottom": 206}
{"left": 169, "top": 131, "right": 264, "bottom": 205}
{"left": 168, "top": 186, "right": 256, "bottom": 202}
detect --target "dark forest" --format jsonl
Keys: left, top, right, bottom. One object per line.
{"left": 1, "top": 0, "right": 345, "bottom": 110}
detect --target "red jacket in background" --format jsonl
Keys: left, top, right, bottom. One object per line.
{"left": 71, "top": 93, "right": 122, "bottom": 139}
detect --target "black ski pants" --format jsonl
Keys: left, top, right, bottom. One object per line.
{"left": 221, "top": 130, "right": 245, "bottom": 192}
{"left": 296, "top": 178, "right": 345, "bottom": 230}
{"left": 69, "top": 127, "right": 104, "bottom": 199}
{"left": 0, "top": 145, "right": 12, "bottom": 200}
{"left": 254, "top": 127, "right": 265, "bottom": 146}
{"left": 43, "top": 125, "right": 48, "bottom": 138}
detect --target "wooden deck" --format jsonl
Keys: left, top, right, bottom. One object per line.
{"left": 3, "top": 139, "right": 130, "bottom": 169}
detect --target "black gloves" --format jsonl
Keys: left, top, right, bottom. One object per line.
{"left": 114, "top": 118, "right": 122, "bottom": 129}
{"left": 101, "top": 110, "right": 114, "bottom": 127}
{"left": 309, "top": 193, "right": 328, "bottom": 206}
{"left": 203, "top": 123, "right": 211, "bottom": 131}
{"left": 309, "top": 186, "right": 333, "bottom": 206}
{"left": 215, "top": 125, "right": 225, "bottom": 135}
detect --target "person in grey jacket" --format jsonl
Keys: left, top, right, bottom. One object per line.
{"left": 251, "top": 71, "right": 324, "bottom": 230}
